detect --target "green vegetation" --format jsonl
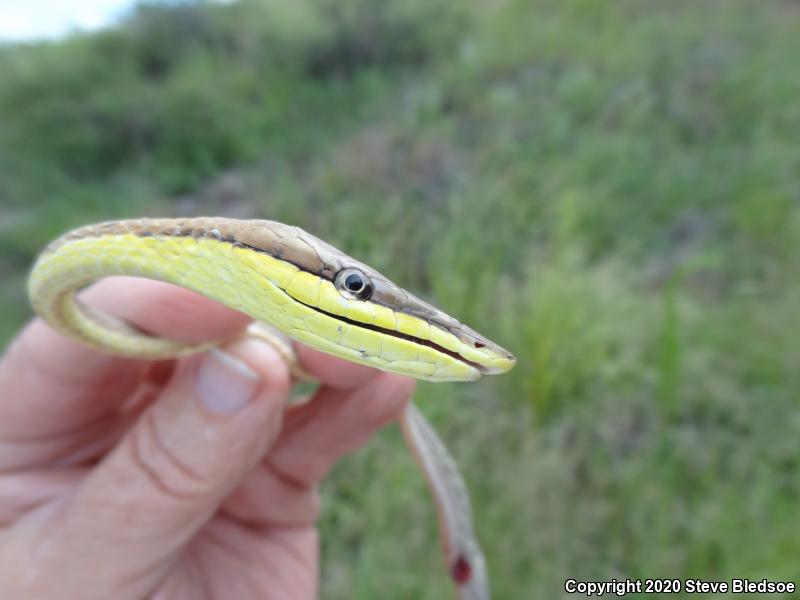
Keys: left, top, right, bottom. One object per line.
{"left": 1, "top": 0, "right": 799, "bottom": 597}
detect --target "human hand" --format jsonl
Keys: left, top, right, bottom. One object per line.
{"left": 0, "top": 277, "right": 415, "bottom": 599}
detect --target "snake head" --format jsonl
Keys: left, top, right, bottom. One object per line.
{"left": 234, "top": 220, "right": 516, "bottom": 382}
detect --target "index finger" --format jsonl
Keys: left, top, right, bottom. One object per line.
{"left": 0, "top": 277, "right": 251, "bottom": 441}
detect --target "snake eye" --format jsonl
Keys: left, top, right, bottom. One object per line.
{"left": 335, "top": 268, "right": 373, "bottom": 300}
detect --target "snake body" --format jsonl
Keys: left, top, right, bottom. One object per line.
{"left": 29, "top": 218, "right": 515, "bottom": 599}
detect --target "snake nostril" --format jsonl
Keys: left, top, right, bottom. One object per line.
{"left": 474, "top": 342, "right": 485, "bottom": 348}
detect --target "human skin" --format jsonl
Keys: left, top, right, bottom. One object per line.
{"left": 0, "top": 277, "right": 416, "bottom": 599}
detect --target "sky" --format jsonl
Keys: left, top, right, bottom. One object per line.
{"left": 0, "top": 0, "right": 142, "bottom": 41}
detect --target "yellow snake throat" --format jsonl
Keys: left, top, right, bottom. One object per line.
{"left": 29, "top": 218, "right": 515, "bottom": 383}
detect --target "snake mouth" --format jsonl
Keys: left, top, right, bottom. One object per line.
{"left": 287, "top": 295, "right": 489, "bottom": 375}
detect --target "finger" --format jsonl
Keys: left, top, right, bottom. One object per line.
{"left": 0, "top": 277, "right": 250, "bottom": 445}
{"left": 221, "top": 372, "right": 415, "bottom": 527}
{"left": 0, "top": 469, "right": 86, "bottom": 526}
{"left": 0, "top": 338, "right": 289, "bottom": 600}
{"left": 270, "top": 374, "right": 415, "bottom": 486}
{"left": 0, "top": 368, "right": 163, "bottom": 473}
{"left": 222, "top": 466, "right": 321, "bottom": 528}
{"left": 88, "top": 277, "right": 251, "bottom": 344}
{"left": 0, "top": 410, "right": 131, "bottom": 473}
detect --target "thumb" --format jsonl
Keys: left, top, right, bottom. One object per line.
{"left": 2, "top": 338, "right": 290, "bottom": 600}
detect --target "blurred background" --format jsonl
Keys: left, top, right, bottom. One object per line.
{"left": 1, "top": 0, "right": 799, "bottom": 597}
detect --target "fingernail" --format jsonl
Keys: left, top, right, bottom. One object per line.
{"left": 196, "top": 348, "right": 260, "bottom": 413}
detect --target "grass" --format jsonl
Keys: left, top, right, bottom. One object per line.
{"left": 1, "top": 0, "right": 799, "bottom": 597}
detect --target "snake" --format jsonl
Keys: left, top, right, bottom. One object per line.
{"left": 28, "top": 217, "right": 516, "bottom": 600}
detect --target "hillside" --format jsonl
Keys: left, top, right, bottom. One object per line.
{"left": 1, "top": 1, "right": 799, "bottom": 597}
